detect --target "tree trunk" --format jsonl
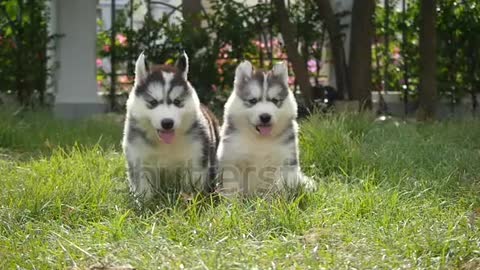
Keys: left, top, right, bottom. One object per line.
{"left": 417, "top": 0, "right": 437, "bottom": 121}
{"left": 348, "top": 0, "right": 375, "bottom": 110}
{"left": 15, "top": 0, "right": 27, "bottom": 106}
{"left": 314, "top": 0, "right": 350, "bottom": 100}
{"left": 273, "top": 0, "right": 313, "bottom": 109}
{"left": 384, "top": 0, "right": 390, "bottom": 93}
{"left": 182, "top": 0, "right": 202, "bottom": 29}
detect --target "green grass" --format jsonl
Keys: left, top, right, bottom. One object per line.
{"left": 1, "top": 111, "right": 479, "bottom": 269}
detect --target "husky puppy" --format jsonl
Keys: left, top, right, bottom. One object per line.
{"left": 122, "top": 52, "right": 219, "bottom": 201}
{"left": 217, "top": 61, "right": 315, "bottom": 194}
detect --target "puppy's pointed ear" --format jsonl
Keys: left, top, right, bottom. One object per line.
{"left": 234, "top": 61, "right": 253, "bottom": 88}
{"left": 175, "top": 51, "right": 189, "bottom": 79}
{"left": 272, "top": 62, "right": 288, "bottom": 86}
{"left": 135, "top": 52, "right": 148, "bottom": 85}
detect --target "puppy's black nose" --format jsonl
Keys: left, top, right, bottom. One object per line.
{"left": 161, "top": 119, "right": 174, "bottom": 130}
{"left": 259, "top": 113, "right": 271, "bottom": 124}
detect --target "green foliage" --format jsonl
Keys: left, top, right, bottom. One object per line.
{"left": 97, "top": 0, "right": 271, "bottom": 114}
{"left": 437, "top": 0, "right": 480, "bottom": 102}
{"left": 0, "top": 0, "right": 54, "bottom": 107}
{"left": 374, "top": 0, "right": 480, "bottom": 103}
{"left": 374, "top": 0, "right": 420, "bottom": 96}
{"left": 96, "top": 0, "right": 329, "bottom": 114}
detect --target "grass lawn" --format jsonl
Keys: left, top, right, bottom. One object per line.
{"left": 0, "top": 109, "right": 479, "bottom": 269}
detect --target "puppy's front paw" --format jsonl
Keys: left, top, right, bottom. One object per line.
{"left": 300, "top": 174, "right": 317, "bottom": 192}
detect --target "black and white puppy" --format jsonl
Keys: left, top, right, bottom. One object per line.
{"left": 122, "top": 52, "right": 219, "bottom": 200}
{"left": 217, "top": 61, "right": 315, "bottom": 194}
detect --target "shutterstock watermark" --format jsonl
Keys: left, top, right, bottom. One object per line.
{"left": 133, "top": 160, "right": 301, "bottom": 195}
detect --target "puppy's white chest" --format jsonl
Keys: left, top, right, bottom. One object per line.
{"left": 139, "top": 139, "right": 200, "bottom": 167}
{"left": 236, "top": 136, "right": 289, "bottom": 166}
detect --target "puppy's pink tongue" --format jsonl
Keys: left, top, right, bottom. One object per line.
{"left": 158, "top": 131, "right": 175, "bottom": 144}
{"left": 257, "top": 126, "right": 272, "bottom": 136}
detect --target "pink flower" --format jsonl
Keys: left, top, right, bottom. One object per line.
{"left": 307, "top": 59, "right": 317, "bottom": 73}
{"left": 216, "top": 59, "right": 227, "bottom": 65}
{"left": 392, "top": 47, "right": 401, "bottom": 62}
{"left": 96, "top": 58, "right": 103, "bottom": 68}
{"left": 220, "top": 43, "right": 232, "bottom": 52}
{"left": 288, "top": 76, "right": 295, "bottom": 85}
{"left": 118, "top": 75, "right": 129, "bottom": 84}
{"left": 103, "top": 45, "right": 110, "bottom": 53}
{"left": 392, "top": 47, "right": 401, "bottom": 65}
{"left": 116, "top": 33, "right": 127, "bottom": 46}
{"left": 211, "top": 84, "right": 218, "bottom": 92}
{"left": 223, "top": 53, "right": 228, "bottom": 58}
{"left": 272, "top": 38, "right": 279, "bottom": 46}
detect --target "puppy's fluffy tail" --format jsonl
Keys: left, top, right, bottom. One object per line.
{"left": 200, "top": 104, "right": 220, "bottom": 192}
{"left": 200, "top": 104, "right": 220, "bottom": 148}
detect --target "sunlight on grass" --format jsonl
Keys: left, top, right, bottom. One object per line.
{"left": 0, "top": 111, "right": 479, "bottom": 269}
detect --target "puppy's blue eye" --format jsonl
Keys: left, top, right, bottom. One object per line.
{"left": 148, "top": 99, "right": 159, "bottom": 108}
{"left": 249, "top": 98, "right": 257, "bottom": 105}
{"left": 271, "top": 98, "right": 279, "bottom": 105}
{"left": 173, "top": 99, "right": 181, "bottom": 106}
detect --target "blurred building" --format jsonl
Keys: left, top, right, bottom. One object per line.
{"left": 48, "top": 0, "right": 102, "bottom": 118}
{"left": 48, "top": 0, "right": 356, "bottom": 118}
{"left": 97, "top": 0, "right": 183, "bottom": 31}
{"left": 49, "top": 0, "right": 185, "bottom": 118}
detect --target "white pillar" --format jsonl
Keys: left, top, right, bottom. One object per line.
{"left": 54, "top": 0, "right": 105, "bottom": 119}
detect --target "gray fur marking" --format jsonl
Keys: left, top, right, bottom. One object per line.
{"left": 127, "top": 117, "right": 155, "bottom": 145}
{"left": 186, "top": 115, "right": 219, "bottom": 192}
{"left": 285, "top": 157, "right": 299, "bottom": 166}
{"left": 186, "top": 119, "right": 211, "bottom": 169}
{"left": 236, "top": 70, "right": 289, "bottom": 107}
{"left": 267, "top": 74, "right": 289, "bottom": 100}
{"left": 224, "top": 116, "right": 237, "bottom": 136}
{"left": 236, "top": 70, "right": 265, "bottom": 102}
{"left": 127, "top": 159, "right": 142, "bottom": 189}
{"left": 135, "top": 70, "right": 165, "bottom": 97}
{"left": 283, "top": 130, "right": 296, "bottom": 145}
{"left": 281, "top": 121, "right": 297, "bottom": 145}
{"left": 166, "top": 76, "right": 190, "bottom": 106}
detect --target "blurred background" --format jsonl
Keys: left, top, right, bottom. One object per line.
{"left": 0, "top": 0, "right": 477, "bottom": 120}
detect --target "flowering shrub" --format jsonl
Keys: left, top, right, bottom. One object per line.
{"left": 374, "top": 0, "right": 480, "bottom": 105}
{"left": 0, "top": 0, "right": 54, "bottom": 107}
{"left": 96, "top": 0, "right": 330, "bottom": 113}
